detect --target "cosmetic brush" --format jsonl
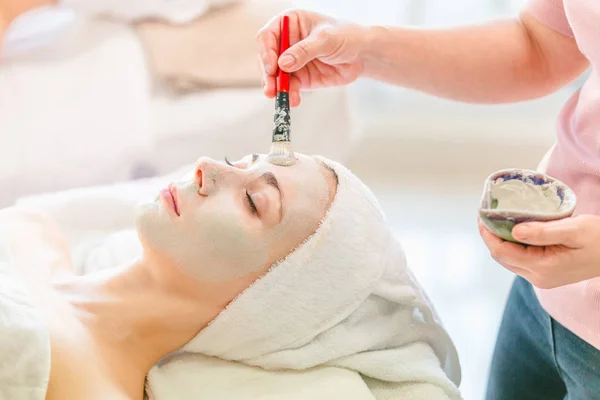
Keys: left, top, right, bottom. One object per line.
{"left": 267, "top": 15, "right": 296, "bottom": 167}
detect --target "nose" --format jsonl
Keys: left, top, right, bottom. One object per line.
{"left": 194, "top": 157, "right": 211, "bottom": 194}
{"left": 194, "top": 157, "right": 239, "bottom": 195}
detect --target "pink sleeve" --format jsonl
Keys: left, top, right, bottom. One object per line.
{"left": 524, "top": 0, "right": 574, "bottom": 37}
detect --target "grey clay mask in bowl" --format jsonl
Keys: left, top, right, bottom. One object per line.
{"left": 479, "top": 169, "right": 577, "bottom": 244}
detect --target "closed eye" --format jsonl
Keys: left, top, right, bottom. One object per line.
{"left": 225, "top": 156, "right": 262, "bottom": 216}
{"left": 246, "top": 190, "right": 258, "bottom": 214}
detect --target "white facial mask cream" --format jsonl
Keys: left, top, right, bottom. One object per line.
{"left": 134, "top": 154, "right": 332, "bottom": 283}
{"left": 135, "top": 181, "right": 271, "bottom": 283}
{"left": 490, "top": 178, "right": 562, "bottom": 213}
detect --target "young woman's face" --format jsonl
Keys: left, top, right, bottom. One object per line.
{"left": 135, "top": 153, "right": 336, "bottom": 282}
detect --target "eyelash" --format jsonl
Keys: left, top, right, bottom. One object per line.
{"left": 225, "top": 154, "right": 259, "bottom": 167}
{"left": 246, "top": 190, "right": 258, "bottom": 214}
{"left": 225, "top": 157, "right": 258, "bottom": 215}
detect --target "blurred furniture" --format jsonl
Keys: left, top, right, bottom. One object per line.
{"left": 0, "top": 4, "right": 360, "bottom": 207}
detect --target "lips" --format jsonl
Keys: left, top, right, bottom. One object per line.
{"left": 160, "top": 184, "right": 180, "bottom": 216}
{"left": 169, "top": 184, "right": 180, "bottom": 216}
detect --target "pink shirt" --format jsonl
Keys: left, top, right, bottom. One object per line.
{"left": 527, "top": 0, "right": 600, "bottom": 349}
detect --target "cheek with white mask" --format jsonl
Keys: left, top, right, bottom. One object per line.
{"left": 135, "top": 180, "right": 273, "bottom": 283}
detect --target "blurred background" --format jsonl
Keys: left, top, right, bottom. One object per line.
{"left": 0, "top": 1, "right": 585, "bottom": 399}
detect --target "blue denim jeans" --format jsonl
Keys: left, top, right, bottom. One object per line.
{"left": 486, "top": 277, "right": 600, "bottom": 400}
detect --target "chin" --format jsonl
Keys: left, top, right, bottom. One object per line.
{"left": 134, "top": 201, "right": 162, "bottom": 241}
{"left": 134, "top": 200, "right": 157, "bottom": 222}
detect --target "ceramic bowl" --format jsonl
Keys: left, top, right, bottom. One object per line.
{"left": 479, "top": 169, "right": 577, "bottom": 243}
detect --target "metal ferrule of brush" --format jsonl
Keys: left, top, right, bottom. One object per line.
{"left": 272, "top": 92, "right": 291, "bottom": 142}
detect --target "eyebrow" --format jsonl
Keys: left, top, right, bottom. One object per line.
{"left": 315, "top": 159, "right": 339, "bottom": 186}
{"left": 259, "top": 171, "right": 284, "bottom": 221}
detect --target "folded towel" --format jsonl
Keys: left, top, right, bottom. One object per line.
{"left": 145, "top": 343, "right": 454, "bottom": 400}
{"left": 151, "top": 157, "right": 462, "bottom": 399}
{"left": 146, "top": 353, "right": 376, "bottom": 400}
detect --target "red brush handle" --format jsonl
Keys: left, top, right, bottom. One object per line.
{"left": 277, "top": 15, "right": 290, "bottom": 93}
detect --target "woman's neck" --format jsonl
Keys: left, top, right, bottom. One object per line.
{"left": 58, "top": 259, "right": 224, "bottom": 372}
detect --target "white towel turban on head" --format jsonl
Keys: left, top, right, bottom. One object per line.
{"left": 180, "top": 157, "right": 462, "bottom": 398}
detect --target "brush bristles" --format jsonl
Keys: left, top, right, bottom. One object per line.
{"left": 267, "top": 141, "right": 296, "bottom": 166}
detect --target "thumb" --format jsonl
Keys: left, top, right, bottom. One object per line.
{"left": 513, "top": 217, "right": 581, "bottom": 247}
{"left": 278, "top": 29, "right": 337, "bottom": 72}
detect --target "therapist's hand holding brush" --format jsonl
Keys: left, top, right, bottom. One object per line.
{"left": 257, "top": 9, "right": 586, "bottom": 108}
{"left": 257, "top": 10, "right": 366, "bottom": 107}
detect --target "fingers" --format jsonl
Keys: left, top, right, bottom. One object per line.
{"left": 262, "top": 69, "right": 301, "bottom": 105}
{"left": 263, "top": 73, "right": 276, "bottom": 98}
{"left": 478, "top": 219, "right": 504, "bottom": 247}
{"left": 499, "top": 262, "right": 529, "bottom": 277}
{"left": 478, "top": 219, "right": 543, "bottom": 268}
{"left": 478, "top": 219, "right": 571, "bottom": 288}
{"left": 257, "top": 9, "right": 332, "bottom": 103}
{"left": 256, "top": 14, "right": 284, "bottom": 77}
{"left": 258, "top": 55, "right": 276, "bottom": 98}
{"left": 261, "top": 49, "right": 279, "bottom": 76}
{"left": 263, "top": 77, "right": 276, "bottom": 99}
{"left": 258, "top": 47, "right": 302, "bottom": 104}
{"left": 289, "top": 75, "right": 302, "bottom": 107}
{"left": 499, "top": 262, "right": 556, "bottom": 290}
{"left": 513, "top": 217, "right": 583, "bottom": 248}
{"left": 261, "top": 66, "right": 301, "bottom": 103}
{"left": 257, "top": 11, "right": 307, "bottom": 100}
{"left": 279, "top": 27, "right": 337, "bottom": 72}
{"left": 478, "top": 217, "right": 600, "bottom": 289}
{"left": 256, "top": 10, "right": 307, "bottom": 72}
